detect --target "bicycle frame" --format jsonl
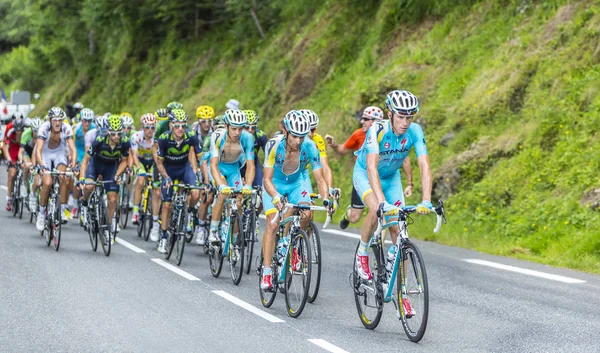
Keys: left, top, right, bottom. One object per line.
{"left": 220, "top": 193, "right": 241, "bottom": 257}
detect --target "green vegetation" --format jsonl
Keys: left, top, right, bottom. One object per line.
{"left": 1, "top": 0, "right": 599, "bottom": 272}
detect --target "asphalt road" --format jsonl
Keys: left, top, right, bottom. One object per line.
{"left": 1, "top": 173, "right": 599, "bottom": 353}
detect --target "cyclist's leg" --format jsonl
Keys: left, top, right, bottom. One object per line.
{"left": 7, "top": 163, "right": 16, "bottom": 199}
{"left": 353, "top": 165, "right": 380, "bottom": 244}
{"left": 381, "top": 172, "right": 404, "bottom": 244}
{"left": 347, "top": 186, "right": 365, "bottom": 222}
{"left": 253, "top": 164, "right": 264, "bottom": 214}
{"left": 22, "top": 156, "right": 32, "bottom": 194}
{"left": 183, "top": 164, "right": 200, "bottom": 206}
{"left": 151, "top": 163, "right": 162, "bottom": 228}
{"left": 101, "top": 162, "right": 119, "bottom": 225}
{"left": 260, "top": 185, "right": 279, "bottom": 285}
{"left": 298, "top": 171, "right": 313, "bottom": 229}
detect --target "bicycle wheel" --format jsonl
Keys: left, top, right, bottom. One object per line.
{"left": 175, "top": 209, "right": 187, "bottom": 266}
{"left": 352, "top": 242, "right": 383, "bottom": 330}
{"left": 208, "top": 229, "right": 224, "bottom": 278}
{"left": 229, "top": 214, "right": 245, "bottom": 285}
{"left": 52, "top": 198, "right": 61, "bottom": 251}
{"left": 44, "top": 209, "right": 52, "bottom": 246}
{"left": 98, "top": 198, "right": 111, "bottom": 256}
{"left": 284, "top": 229, "right": 311, "bottom": 318}
{"left": 258, "top": 250, "right": 277, "bottom": 308}
{"left": 88, "top": 219, "right": 98, "bottom": 252}
{"left": 397, "top": 241, "right": 429, "bottom": 342}
{"left": 119, "top": 184, "right": 130, "bottom": 229}
{"left": 144, "top": 192, "right": 153, "bottom": 241}
{"left": 244, "top": 208, "right": 256, "bottom": 275}
{"left": 165, "top": 206, "right": 179, "bottom": 261}
{"left": 12, "top": 178, "right": 20, "bottom": 217}
{"left": 307, "top": 222, "right": 321, "bottom": 303}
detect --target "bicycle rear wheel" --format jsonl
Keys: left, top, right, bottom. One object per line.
{"left": 352, "top": 242, "right": 383, "bottom": 330}
{"left": 12, "top": 178, "right": 20, "bottom": 217}
{"left": 229, "top": 214, "right": 245, "bottom": 285}
{"left": 52, "top": 199, "right": 61, "bottom": 251}
{"left": 88, "top": 220, "right": 98, "bottom": 252}
{"left": 144, "top": 193, "right": 153, "bottom": 241}
{"left": 258, "top": 250, "right": 277, "bottom": 308}
{"left": 244, "top": 208, "right": 256, "bottom": 275}
{"left": 307, "top": 222, "right": 321, "bottom": 303}
{"left": 284, "top": 229, "right": 311, "bottom": 318}
{"left": 165, "top": 207, "right": 179, "bottom": 261}
{"left": 398, "top": 241, "right": 429, "bottom": 342}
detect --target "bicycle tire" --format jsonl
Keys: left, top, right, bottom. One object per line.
{"left": 144, "top": 192, "right": 153, "bottom": 241}
{"left": 175, "top": 208, "right": 187, "bottom": 266}
{"left": 244, "top": 208, "right": 256, "bottom": 275}
{"left": 98, "top": 196, "right": 111, "bottom": 256}
{"left": 352, "top": 242, "right": 383, "bottom": 330}
{"left": 284, "top": 229, "right": 311, "bottom": 318}
{"left": 12, "top": 177, "right": 20, "bottom": 217}
{"left": 307, "top": 222, "right": 321, "bottom": 303}
{"left": 44, "top": 209, "right": 52, "bottom": 246}
{"left": 229, "top": 213, "right": 245, "bottom": 285}
{"left": 119, "top": 185, "right": 130, "bottom": 229}
{"left": 52, "top": 198, "right": 61, "bottom": 252}
{"left": 88, "top": 219, "right": 98, "bottom": 252}
{"left": 258, "top": 250, "right": 277, "bottom": 308}
{"left": 208, "top": 232, "right": 224, "bottom": 278}
{"left": 398, "top": 241, "right": 429, "bottom": 343}
{"left": 165, "top": 206, "right": 179, "bottom": 261}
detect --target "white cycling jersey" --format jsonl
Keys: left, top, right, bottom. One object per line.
{"left": 130, "top": 130, "right": 153, "bottom": 162}
{"left": 37, "top": 121, "right": 73, "bottom": 170}
{"left": 85, "top": 128, "right": 99, "bottom": 148}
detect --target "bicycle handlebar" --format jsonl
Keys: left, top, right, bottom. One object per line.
{"left": 375, "top": 200, "right": 447, "bottom": 234}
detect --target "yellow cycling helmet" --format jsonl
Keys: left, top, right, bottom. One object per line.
{"left": 196, "top": 105, "right": 215, "bottom": 120}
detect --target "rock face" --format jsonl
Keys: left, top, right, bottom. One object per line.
{"left": 580, "top": 188, "right": 600, "bottom": 211}
{"left": 440, "top": 131, "right": 455, "bottom": 147}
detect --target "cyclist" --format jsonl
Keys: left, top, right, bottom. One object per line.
{"left": 191, "top": 105, "right": 214, "bottom": 141}
{"left": 70, "top": 108, "right": 96, "bottom": 218}
{"left": 85, "top": 114, "right": 108, "bottom": 151}
{"left": 325, "top": 106, "right": 412, "bottom": 229}
{"left": 206, "top": 109, "right": 255, "bottom": 244}
{"left": 35, "top": 108, "right": 77, "bottom": 231}
{"left": 19, "top": 117, "right": 43, "bottom": 209}
{"left": 154, "top": 109, "right": 201, "bottom": 253}
{"left": 79, "top": 114, "right": 131, "bottom": 237}
{"left": 71, "top": 102, "right": 84, "bottom": 124}
{"left": 3, "top": 115, "right": 26, "bottom": 211}
{"left": 353, "top": 90, "right": 432, "bottom": 315}
{"left": 260, "top": 111, "right": 332, "bottom": 290}
{"left": 131, "top": 113, "right": 157, "bottom": 225}
{"left": 155, "top": 109, "right": 169, "bottom": 122}
{"left": 121, "top": 112, "right": 136, "bottom": 209}
{"left": 240, "top": 109, "right": 268, "bottom": 188}
{"left": 300, "top": 109, "right": 333, "bottom": 191}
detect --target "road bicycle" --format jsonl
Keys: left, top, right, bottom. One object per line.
{"left": 41, "top": 170, "right": 74, "bottom": 251}
{"left": 351, "top": 200, "right": 446, "bottom": 342}
{"left": 258, "top": 198, "right": 332, "bottom": 318}
{"left": 241, "top": 186, "right": 261, "bottom": 275}
{"left": 208, "top": 190, "right": 245, "bottom": 285}
{"left": 164, "top": 181, "right": 202, "bottom": 266}
{"left": 85, "top": 180, "right": 118, "bottom": 256}
{"left": 136, "top": 174, "right": 154, "bottom": 241}
{"left": 117, "top": 171, "right": 131, "bottom": 229}
{"left": 11, "top": 161, "right": 25, "bottom": 219}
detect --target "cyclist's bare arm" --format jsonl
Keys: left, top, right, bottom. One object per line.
{"left": 18, "top": 146, "right": 25, "bottom": 162}
{"left": 188, "top": 146, "right": 198, "bottom": 175}
{"left": 80, "top": 153, "right": 91, "bottom": 178}
{"left": 67, "top": 138, "right": 77, "bottom": 168}
{"left": 131, "top": 148, "right": 142, "bottom": 170}
{"left": 115, "top": 157, "right": 129, "bottom": 178}
{"left": 312, "top": 168, "right": 329, "bottom": 201}
{"left": 263, "top": 167, "right": 278, "bottom": 200}
{"left": 402, "top": 157, "right": 413, "bottom": 196}
{"left": 416, "top": 154, "right": 433, "bottom": 201}
{"left": 325, "top": 135, "right": 351, "bottom": 155}
{"left": 320, "top": 156, "right": 333, "bottom": 188}
{"left": 366, "top": 153, "right": 385, "bottom": 204}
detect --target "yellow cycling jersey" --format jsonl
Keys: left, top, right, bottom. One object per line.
{"left": 311, "top": 133, "right": 327, "bottom": 158}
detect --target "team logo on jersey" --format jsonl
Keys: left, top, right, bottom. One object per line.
{"left": 401, "top": 138, "right": 407, "bottom": 150}
{"left": 384, "top": 142, "right": 390, "bottom": 149}
{"left": 394, "top": 200, "right": 402, "bottom": 207}
{"left": 167, "top": 144, "right": 190, "bottom": 156}
{"left": 301, "top": 190, "right": 308, "bottom": 197}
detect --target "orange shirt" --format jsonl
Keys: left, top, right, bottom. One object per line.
{"left": 343, "top": 128, "right": 366, "bottom": 151}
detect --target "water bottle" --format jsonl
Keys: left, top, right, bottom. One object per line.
{"left": 386, "top": 245, "right": 397, "bottom": 274}
{"left": 220, "top": 218, "right": 230, "bottom": 241}
{"left": 277, "top": 237, "right": 288, "bottom": 265}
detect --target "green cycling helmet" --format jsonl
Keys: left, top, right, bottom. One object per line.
{"left": 107, "top": 114, "right": 124, "bottom": 131}
{"left": 166, "top": 101, "right": 183, "bottom": 112}
{"left": 169, "top": 108, "right": 188, "bottom": 122}
{"left": 243, "top": 109, "right": 258, "bottom": 126}
{"left": 213, "top": 115, "right": 226, "bottom": 128}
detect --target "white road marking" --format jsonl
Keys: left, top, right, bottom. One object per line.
{"left": 212, "top": 290, "right": 285, "bottom": 323}
{"left": 115, "top": 238, "right": 146, "bottom": 253}
{"left": 0, "top": 185, "right": 7, "bottom": 191}
{"left": 151, "top": 258, "right": 200, "bottom": 281}
{"left": 308, "top": 339, "right": 350, "bottom": 353}
{"left": 464, "top": 259, "right": 586, "bottom": 284}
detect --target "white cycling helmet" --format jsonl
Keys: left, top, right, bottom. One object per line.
{"left": 80, "top": 108, "right": 95, "bottom": 121}
{"left": 225, "top": 99, "right": 240, "bottom": 110}
{"left": 73, "top": 102, "right": 84, "bottom": 110}
{"left": 48, "top": 107, "right": 66, "bottom": 119}
{"left": 283, "top": 110, "right": 310, "bottom": 137}
{"left": 224, "top": 109, "right": 247, "bottom": 127}
{"left": 29, "top": 117, "right": 44, "bottom": 131}
{"left": 385, "top": 90, "right": 419, "bottom": 115}
{"left": 95, "top": 115, "right": 107, "bottom": 128}
{"left": 121, "top": 114, "right": 134, "bottom": 127}
{"left": 299, "top": 109, "right": 319, "bottom": 129}
{"left": 362, "top": 106, "right": 384, "bottom": 120}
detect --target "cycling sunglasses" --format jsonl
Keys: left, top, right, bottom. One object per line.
{"left": 172, "top": 123, "right": 186, "bottom": 129}
{"left": 108, "top": 131, "right": 122, "bottom": 137}
{"left": 143, "top": 125, "right": 156, "bottom": 130}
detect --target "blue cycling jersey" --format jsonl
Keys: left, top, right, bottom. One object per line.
{"left": 74, "top": 122, "right": 96, "bottom": 163}
{"left": 355, "top": 120, "right": 428, "bottom": 178}
{"left": 264, "top": 135, "right": 321, "bottom": 183}
{"left": 208, "top": 128, "right": 255, "bottom": 167}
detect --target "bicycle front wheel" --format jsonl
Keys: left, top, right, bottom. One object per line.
{"left": 98, "top": 199, "right": 111, "bottom": 256}
{"left": 397, "top": 241, "right": 429, "bottom": 342}
{"left": 52, "top": 200, "right": 61, "bottom": 251}
{"left": 175, "top": 210, "right": 187, "bottom": 266}
{"left": 229, "top": 214, "right": 245, "bottom": 285}
{"left": 307, "top": 222, "right": 321, "bottom": 303}
{"left": 143, "top": 193, "right": 153, "bottom": 241}
{"left": 244, "top": 209, "right": 256, "bottom": 275}
{"left": 119, "top": 185, "right": 130, "bottom": 229}
{"left": 258, "top": 250, "right": 277, "bottom": 308}
{"left": 284, "top": 229, "right": 311, "bottom": 318}
{"left": 352, "top": 242, "right": 383, "bottom": 330}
